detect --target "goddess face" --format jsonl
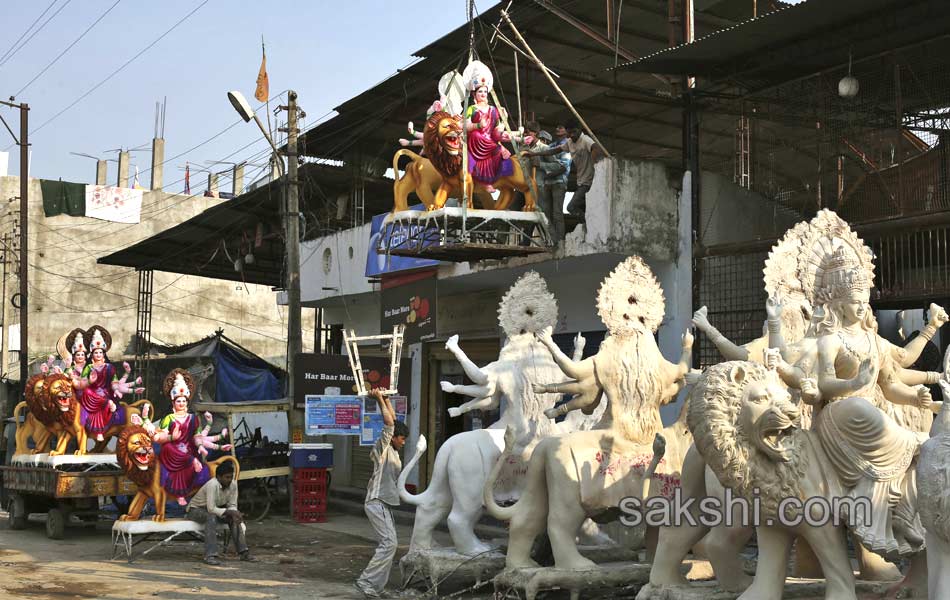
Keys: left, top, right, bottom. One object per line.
{"left": 73, "top": 350, "right": 86, "bottom": 365}
{"left": 173, "top": 396, "right": 189, "bottom": 414}
{"left": 838, "top": 288, "right": 871, "bottom": 326}
{"left": 474, "top": 86, "right": 489, "bottom": 104}
{"left": 91, "top": 348, "right": 105, "bottom": 363}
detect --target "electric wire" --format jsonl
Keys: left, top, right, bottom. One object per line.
{"left": 12, "top": 0, "right": 211, "bottom": 145}
{"left": 0, "top": 0, "right": 72, "bottom": 69}
{"left": 13, "top": 0, "right": 123, "bottom": 98}
{"left": 0, "top": 1, "right": 58, "bottom": 65}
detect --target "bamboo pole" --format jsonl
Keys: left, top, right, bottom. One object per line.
{"left": 500, "top": 9, "right": 612, "bottom": 158}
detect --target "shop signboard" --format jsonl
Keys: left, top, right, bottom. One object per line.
{"left": 380, "top": 272, "right": 437, "bottom": 344}
{"left": 294, "top": 353, "right": 410, "bottom": 410}
{"left": 365, "top": 206, "right": 438, "bottom": 278}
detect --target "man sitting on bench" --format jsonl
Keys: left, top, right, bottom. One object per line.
{"left": 186, "top": 461, "right": 256, "bottom": 565}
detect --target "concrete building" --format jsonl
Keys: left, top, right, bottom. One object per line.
{"left": 0, "top": 175, "right": 313, "bottom": 407}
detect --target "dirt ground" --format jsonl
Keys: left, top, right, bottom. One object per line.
{"left": 0, "top": 508, "right": 471, "bottom": 600}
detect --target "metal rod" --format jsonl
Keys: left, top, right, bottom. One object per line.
{"left": 514, "top": 51, "right": 522, "bottom": 130}
{"left": 500, "top": 9, "right": 612, "bottom": 158}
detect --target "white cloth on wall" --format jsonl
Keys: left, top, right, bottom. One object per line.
{"left": 84, "top": 185, "right": 143, "bottom": 223}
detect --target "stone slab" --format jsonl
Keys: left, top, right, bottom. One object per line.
{"left": 493, "top": 561, "right": 652, "bottom": 600}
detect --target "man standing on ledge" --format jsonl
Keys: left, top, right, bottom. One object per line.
{"left": 524, "top": 121, "right": 603, "bottom": 220}
{"left": 186, "top": 460, "right": 256, "bottom": 565}
{"left": 355, "top": 388, "right": 409, "bottom": 598}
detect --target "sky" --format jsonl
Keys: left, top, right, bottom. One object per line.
{"left": 0, "top": 1, "right": 485, "bottom": 188}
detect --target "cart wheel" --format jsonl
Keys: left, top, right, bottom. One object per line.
{"left": 7, "top": 494, "right": 26, "bottom": 530}
{"left": 46, "top": 507, "right": 66, "bottom": 539}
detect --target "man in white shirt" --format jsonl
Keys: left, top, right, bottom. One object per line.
{"left": 355, "top": 389, "right": 408, "bottom": 598}
{"left": 186, "top": 461, "right": 255, "bottom": 565}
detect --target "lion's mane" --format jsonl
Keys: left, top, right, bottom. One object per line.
{"left": 688, "top": 361, "right": 807, "bottom": 518}
{"left": 423, "top": 110, "right": 462, "bottom": 179}
{"left": 117, "top": 425, "right": 156, "bottom": 489}
{"left": 25, "top": 373, "right": 57, "bottom": 425}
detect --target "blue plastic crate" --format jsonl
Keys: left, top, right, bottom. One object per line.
{"left": 289, "top": 443, "right": 333, "bottom": 469}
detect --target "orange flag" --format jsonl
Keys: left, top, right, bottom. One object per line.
{"left": 254, "top": 42, "right": 269, "bottom": 102}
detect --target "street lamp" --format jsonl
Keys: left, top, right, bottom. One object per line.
{"left": 227, "top": 89, "right": 303, "bottom": 447}
{"left": 227, "top": 91, "right": 284, "bottom": 177}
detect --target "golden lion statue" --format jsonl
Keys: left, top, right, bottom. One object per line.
{"left": 391, "top": 110, "right": 535, "bottom": 212}
{"left": 14, "top": 373, "right": 86, "bottom": 456}
{"left": 117, "top": 424, "right": 239, "bottom": 522}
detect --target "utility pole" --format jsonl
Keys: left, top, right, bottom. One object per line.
{"left": 19, "top": 104, "right": 28, "bottom": 392}
{"left": 280, "top": 91, "right": 303, "bottom": 441}
{"left": 0, "top": 100, "right": 30, "bottom": 394}
{"left": 1, "top": 233, "right": 8, "bottom": 383}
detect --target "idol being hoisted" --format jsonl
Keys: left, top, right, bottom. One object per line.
{"left": 390, "top": 61, "right": 536, "bottom": 212}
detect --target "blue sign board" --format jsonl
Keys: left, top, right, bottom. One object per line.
{"left": 365, "top": 205, "right": 439, "bottom": 277}
{"left": 305, "top": 395, "right": 363, "bottom": 436}
{"left": 360, "top": 395, "right": 408, "bottom": 446}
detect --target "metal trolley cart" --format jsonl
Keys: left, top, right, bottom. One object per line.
{"left": 192, "top": 399, "right": 291, "bottom": 520}
{"left": 1, "top": 454, "right": 136, "bottom": 539}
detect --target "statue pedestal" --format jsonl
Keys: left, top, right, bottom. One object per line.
{"left": 636, "top": 578, "right": 895, "bottom": 600}
{"left": 493, "top": 561, "right": 652, "bottom": 600}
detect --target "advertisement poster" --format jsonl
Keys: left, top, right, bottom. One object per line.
{"left": 294, "top": 354, "right": 411, "bottom": 410}
{"left": 304, "top": 395, "right": 363, "bottom": 436}
{"left": 365, "top": 206, "right": 439, "bottom": 278}
{"left": 380, "top": 273, "right": 437, "bottom": 344}
{"left": 360, "top": 395, "right": 408, "bottom": 446}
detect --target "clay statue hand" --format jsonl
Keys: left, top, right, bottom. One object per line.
{"left": 407, "top": 121, "right": 415, "bottom": 136}
{"left": 573, "top": 332, "right": 586, "bottom": 354}
{"left": 172, "top": 427, "right": 182, "bottom": 442}
{"left": 89, "top": 370, "right": 98, "bottom": 385}
{"left": 652, "top": 432, "right": 667, "bottom": 457}
{"left": 123, "top": 361, "right": 132, "bottom": 374}
{"left": 766, "top": 295, "right": 783, "bottom": 321}
{"left": 440, "top": 381, "right": 456, "bottom": 394}
{"left": 681, "top": 329, "right": 694, "bottom": 350}
{"left": 684, "top": 369, "right": 702, "bottom": 386}
{"left": 445, "top": 334, "right": 460, "bottom": 352}
{"left": 854, "top": 358, "right": 876, "bottom": 390}
{"left": 917, "top": 385, "right": 933, "bottom": 410}
{"left": 691, "top": 306, "right": 711, "bottom": 332}
{"left": 537, "top": 325, "right": 554, "bottom": 345}
{"left": 63, "top": 353, "right": 72, "bottom": 369}
{"left": 800, "top": 378, "right": 821, "bottom": 405}
{"left": 447, "top": 406, "right": 462, "bottom": 418}
{"left": 130, "top": 414, "right": 143, "bottom": 426}
{"left": 499, "top": 146, "right": 511, "bottom": 160}
{"left": 108, "top": 400, "right": 117, "bottom": 413}
{"left": 203, "top": 411, "right": 213, "bottom": 424}
{"left": 928, "top": 303, "right": 949, "bottom": 328}
{"left": 763, "top": 348, "right": 783, "bottom": 371}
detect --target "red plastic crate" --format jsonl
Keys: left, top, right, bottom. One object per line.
{"left": 293, "top": 468, "right": 329, "bottom": 483}
{"left": 293, "top": 509, "right": 327, "bottom": 523}
{"left": 294, "top": 496, "right": 327, "bottom": 512}
{"left": 293, "top": 480, "right": 328, "bottom": 499}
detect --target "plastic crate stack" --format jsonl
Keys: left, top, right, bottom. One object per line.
{"left": 293, "top": 467, "right": 328, "bottom": 523}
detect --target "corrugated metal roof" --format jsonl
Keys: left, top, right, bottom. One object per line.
{"left": 613, "top": 0, "right": 946, "bottom": 88}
